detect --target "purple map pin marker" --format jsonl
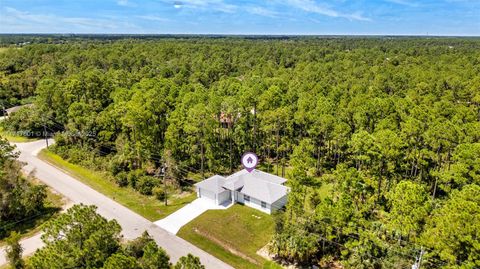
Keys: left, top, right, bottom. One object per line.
{"left": 242, "top": 152, "right": 258, "bottom": 173}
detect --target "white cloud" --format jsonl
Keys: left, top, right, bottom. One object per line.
{"left": 385, "top": 0, "right": 419, "bottom": 7}
{"left": 137, "top": 15, "right": 170, "bottom": 22}
{"left": 117, "top": 0, "right": 138, "bottom": 7}
{"left": 0, "top": 7, "right": 139, "bottom": 33}
{"left": 117, "top": 0, "right": 129, "bottom": 6}
{"left": 285, "top": 0, "right": 371, "bottom": 21}
{"left": 169, "top": 0, "right": 237, "bottom": 13}
{"left": 247, "top": 6, "right": 279, "bottom": 18}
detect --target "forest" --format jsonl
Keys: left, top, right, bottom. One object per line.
{"left": 1, "top": 131, "right": 204, "bottom": 269}
{"left": 1, "top": 36, "right": 479, "bottom": 268}
{"left": 0, "top": 138, "right": 48, "bottom": 239}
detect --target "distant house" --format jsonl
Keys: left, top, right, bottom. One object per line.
{"left": 195, "top": 169, "right": 289, "bottom": 214}
{"left": 219, "top": 112, "right": 234, "bottom": 128}
{"left": 5, "top": 104, "right": 33, "bottom": 117}
{"left": 218, "top": 111, "right": 241, "bottom": 129}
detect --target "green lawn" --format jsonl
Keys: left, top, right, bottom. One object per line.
{"left": 0, "top": 180, "right": 65, "bottom": 246}
{"left": 263, "top": 261, "right": 284, "bottom": 269}
{"left": 38, "top": 149, "right": 196, "bottom": 221}
{"left": 178, "top": 204, "right": 278, "bottom": 269}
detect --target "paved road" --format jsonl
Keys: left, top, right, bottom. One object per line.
{"left": 0, "top": 203, "right": 73, "bottom": 266}
{"left": 0, "top": 234, "right": 43, "bottom": 265}
{"left": 0, "top": 140, "right": 232, "bottom": 269}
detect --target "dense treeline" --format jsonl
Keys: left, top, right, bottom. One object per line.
{"left": 5, "top": 204, "right": 204, "bottom": 269}
{"left": 0, "top": 138, "right": 47, "bottom": 239}
{"left": 1, "top": 37, "right": 479, "bottom": 268}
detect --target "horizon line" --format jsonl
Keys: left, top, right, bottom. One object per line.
{"left": 1, "top": 33, "right": 479, "bottom": 38}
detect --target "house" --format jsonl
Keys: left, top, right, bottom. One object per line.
{"left": 194, "top": 169, "right": 289, "bottom": 214}
{"left": 4, "top": 104, "right": 33, "bottom": 117}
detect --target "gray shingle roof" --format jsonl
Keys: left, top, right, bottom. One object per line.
{"left": 223, "top": 177, "right": 244, "bottom": 191}
{"left": 196, "top": 169, "right": 289, "bottom": 204}
{"left": 226, "top": 169, "right": 287, "bottom": 185}
{"left": 225, "top": 169, "right": 288, "bottom": 203}
{"left": 239, "top": 175, "right": 288, "bottom": 204}
{"left": 194, "top": 175, "right": 226, "bottom": 194}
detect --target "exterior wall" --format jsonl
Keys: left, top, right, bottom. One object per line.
{"left": 233, "top": 192, "right": 288, "bottom": 214}
{"left": 270, "top": 194, "right": 288, "bottom": 212}
{"left": 242, "top": 195, "right": 271, "bottom": 214}
{"left": 236, "top": 191, "right": 244, "bottom": 203}
{"left": 217, "top": 190, "right": 231, "bottom": 205}
{"left": 197, "top": 187, "right": 287, "bottom": 213}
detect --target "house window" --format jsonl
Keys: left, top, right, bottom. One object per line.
{"left": 261, "top": 201, "right": 267, "bottom": 208}
{"left": 244, "top": 195, "right": 250, "bottom": 202}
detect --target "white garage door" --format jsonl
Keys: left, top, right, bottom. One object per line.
{"left": 199, "top": 188, "right": 216, "bottom": 201}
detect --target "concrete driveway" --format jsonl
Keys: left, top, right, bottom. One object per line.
{"left": 154, "top": 198, "right": 232, "bottom": 234}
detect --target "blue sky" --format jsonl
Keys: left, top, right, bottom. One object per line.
{"left": 0, "top": 0, "right": 479, "bottom": 35}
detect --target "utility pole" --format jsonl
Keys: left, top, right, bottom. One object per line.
{"left": 412, "top": 247, "right": 425, "bottom": 269}
{"left": 43, "top": 116, "right": 49, "bottom": 148}
{"left": 161, "top": 166, "right": 168, "bottom": 206}
{"left": 200, "top": 122, "right": 205, "bottom": 179}
{"left": 155, "top": 166, "right": 168, "bottom": 206}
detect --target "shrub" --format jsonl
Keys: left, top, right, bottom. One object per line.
{"left": 109, "top": 155, "right": 129, "bottom": 176}
{"left": 2, "top": 106, "right": 44, "bottom": 135}
{"left": 124, "top": 231, "right": 154, "bottom": 258}
{"left": 5, "top": 232, "right": 24, "bottom": 269}
{"left": 153, "top": 186, "right": 166, "bottom": 201}
{"left": 53, "top": 133, "right": 67, "bottom": 147}
{"left": 136, "top": 176, "right": 158, "bottom": 195}
{"left": 115, "top": 171, "right": 128, "bottom": 187}
{"left": 57, "top": 146, "right": 93, "bottom": 167}
{"left": 127, "top": 169, "right": 144, "bottom": 188}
